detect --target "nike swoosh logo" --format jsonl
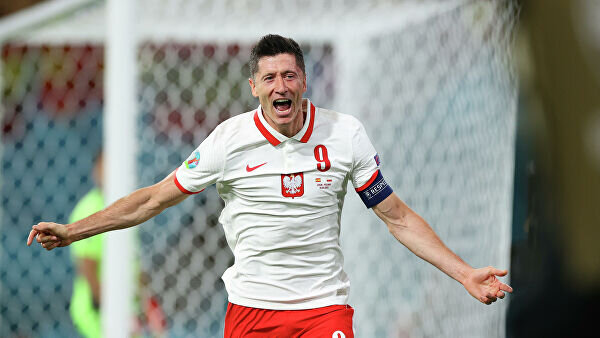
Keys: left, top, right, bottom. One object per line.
{"left": 246, "top": 162, "right": 267, "bottom": 172}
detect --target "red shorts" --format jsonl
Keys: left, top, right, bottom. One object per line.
{"left": 224, "top": 302, "right": 354, "bottom": 338}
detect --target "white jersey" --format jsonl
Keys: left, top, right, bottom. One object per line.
{"left": 175, "top": 98, "right": 392, "bottom": 310}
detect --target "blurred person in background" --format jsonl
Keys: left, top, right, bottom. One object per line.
{"left": 68, "top": 150, "right": 165, "bottom": 338}
{"left": 69, "top": 150, "right": 105, "bottom": 338}
{"left": 28, "top": 34, "right": 512, "bottom": 337}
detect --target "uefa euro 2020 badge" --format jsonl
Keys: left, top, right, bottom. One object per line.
{"left": 185, "top": 151, "right": 200, "bottom": 169}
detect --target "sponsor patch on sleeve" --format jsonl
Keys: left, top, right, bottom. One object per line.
{"left": 356, "top": 170, "right": 393, "bottom": 208}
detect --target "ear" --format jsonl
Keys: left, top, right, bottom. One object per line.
{"left": 248, "top": 77, "right": 258, "bottom": 97}
{"left": 302, "top": 73, "right": 307, "bottom": 94}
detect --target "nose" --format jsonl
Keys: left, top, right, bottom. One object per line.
{"left": 274, "top": 75, "right": 287, "bottom": 94}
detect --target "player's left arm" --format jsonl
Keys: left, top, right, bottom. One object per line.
{"left": 372, "top": 192, "right": 513, "bottom": 304}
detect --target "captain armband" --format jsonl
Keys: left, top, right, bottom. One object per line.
{"left": 356, "top": 170, "right": 393, "bottom": 208}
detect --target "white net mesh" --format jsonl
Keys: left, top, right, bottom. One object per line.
{"left": 338, "top": 3, "right": 517, "bottom": 337}
{"left": 0, "top": 0, "right": 518, "bottom": 337}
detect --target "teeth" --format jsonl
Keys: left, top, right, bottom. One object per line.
{"left": 274, "top": 99, "right": 290, "bottom": 103}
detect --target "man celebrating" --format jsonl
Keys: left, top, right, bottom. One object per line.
{"left": 28, "top": 34, "right": 512, "bottom": 337}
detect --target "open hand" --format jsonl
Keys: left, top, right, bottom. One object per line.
{"left": 26, "top": 222, "right": 72, "bottom": 251}
{"left": 463, "top": 266, "right": 513, "bottom": 305}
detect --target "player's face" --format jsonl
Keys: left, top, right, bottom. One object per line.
{"left": 249, "top": 53, "right": 307, "bottom": 137}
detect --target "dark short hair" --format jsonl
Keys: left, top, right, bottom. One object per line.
{"left": 249, "top": 34, "right": 305, "bottom": 78}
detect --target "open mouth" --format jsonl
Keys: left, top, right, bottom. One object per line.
{"left": 273, "top": 99, "right": 292, "bottom": 112}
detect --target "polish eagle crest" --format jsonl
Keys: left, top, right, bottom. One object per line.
{"left": 283, "top": 174, "right": 303, "bottom": 194}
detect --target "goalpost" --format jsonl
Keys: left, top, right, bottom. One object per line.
{"left": 0, "top": 0, "right": 518, "bottom": 337}
{"left": 102, "top": 0, "right": 136, "bottom": 336}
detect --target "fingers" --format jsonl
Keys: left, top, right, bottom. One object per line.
{"left": 39, "top": 235, "right": 60, "bottom": 250}
{"left": 42, "top": 241, "right": 60, "bottom": 251}
{"left": 480, "top": 295, "right": 497, "bottom": 305}
{"left": 27, "top": 223, "right": 61, "bottom": 248}
{"left": 469, "top": 267, "right": 513, "bottom": 305}
{"left": 27, "top": 229, "right": 39, "bottom": 246}
{"left": 28, "top": 222, "right": 54, "bottom": 246}
{"left": 33, "top": 222, "right": 56, "bottom": 233}
{"left": 481, "top": 284, "right": 511, "bottom": 304}
{"left": 499, "top": 282, "right": 513, "bottom": 293}
{"left": 36, "top": 233, "right": 58, "bottom": 243}
{"left": 486, "top": 291, "right": 498, "bottom": 304}
{"left": 488, "top": 267, "right": 508, "bottom": 277}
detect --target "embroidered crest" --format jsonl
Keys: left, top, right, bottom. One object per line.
{"left": 281, "top": 172, "right": 304, "bottom": 197}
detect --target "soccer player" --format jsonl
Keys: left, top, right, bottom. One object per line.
{"left": 28, "top": 34, "right": 512, "bottom": 337}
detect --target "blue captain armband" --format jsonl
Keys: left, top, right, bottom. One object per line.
{"left": 355, "top": 170, "right": 393, "bottom": 208}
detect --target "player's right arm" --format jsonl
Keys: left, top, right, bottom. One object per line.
{"left": 27, "top": 171, "right": 188, "bottom": 250}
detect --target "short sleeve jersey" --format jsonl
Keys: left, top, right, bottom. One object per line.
{"left": 175, "top": 99, "right": 392, "bottom": 310}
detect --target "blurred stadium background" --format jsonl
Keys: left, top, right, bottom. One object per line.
{"left": 0, "top": 0, "right": 598, "bottom": 337}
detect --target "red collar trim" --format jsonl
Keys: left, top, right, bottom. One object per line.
{"left": 299, "top": 102, "right": 315, "bottom": 143}
{"left": 254, "top": 110, "right": 281, "bottom": 146}
{"left": 253, "top": 100, "right": 316, "bottom": 146}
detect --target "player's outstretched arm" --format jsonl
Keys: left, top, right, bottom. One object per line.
{"left": 372, "top": 193, "right": 513, "bottom": 304}
{"left": 27, "top": 171, "right": 188, "bottom": 251}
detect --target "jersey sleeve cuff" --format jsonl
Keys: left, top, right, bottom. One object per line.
{"left": 174, "top": 168, "right": 204, "bottom": 195}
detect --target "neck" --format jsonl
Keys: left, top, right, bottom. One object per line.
{"left": 264, "top": 100, "right": 307, "bottom": 138}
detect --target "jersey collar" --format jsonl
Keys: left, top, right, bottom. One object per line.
{"left": 253, "top": 98, "right": 316, "bottom": 146}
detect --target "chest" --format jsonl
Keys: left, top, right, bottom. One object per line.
{"left": 222, "top": 139, "right": 352, "bottom": 200}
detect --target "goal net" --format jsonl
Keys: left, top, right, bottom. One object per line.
{"left": 0, "top": 0, "right": 518, "bottom": 337}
